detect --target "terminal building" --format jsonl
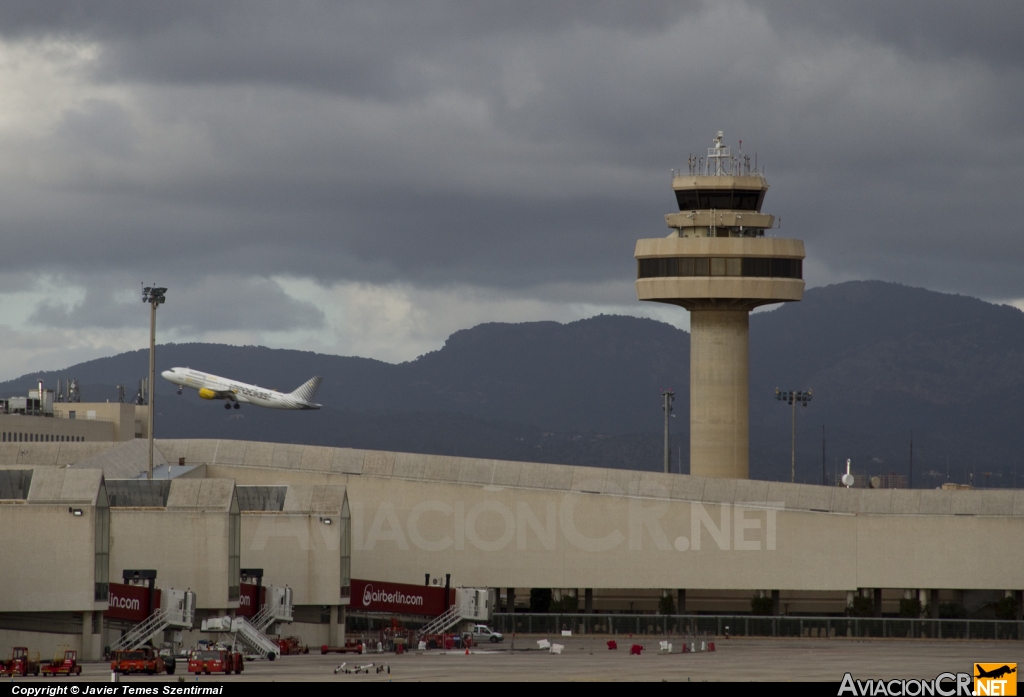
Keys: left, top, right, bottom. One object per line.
{"left": 0, "top": 381, "right": 148, "bottom": 444}
{"left": 1, "top": 438, "right": 1021, "bottom": 657}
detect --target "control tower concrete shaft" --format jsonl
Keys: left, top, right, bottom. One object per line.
{"left": 635, "top": 132, "right": 805, "bottom": 479}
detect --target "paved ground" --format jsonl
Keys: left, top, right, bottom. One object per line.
{"left": 20, "top": 637, "right": 1024, "bottom": 682}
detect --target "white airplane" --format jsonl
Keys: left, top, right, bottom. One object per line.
{"left": 160, "top": 367, "right": 323, "bottom": 410}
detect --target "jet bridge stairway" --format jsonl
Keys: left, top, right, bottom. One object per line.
{"left": 110, "top": 589, "right": 197, "bottom": 652}
{"left": 231, "top": 617, "right": 281, "bottom": 660}
{"left": 200, "top": 615, "right": 280, "bottom": 660}
{"left": 417, "top": 606, "right": 462, "bottom": 638}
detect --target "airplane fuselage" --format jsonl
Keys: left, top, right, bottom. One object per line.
{"left": 160, "top": 368, "right": 322, "bottom": 410}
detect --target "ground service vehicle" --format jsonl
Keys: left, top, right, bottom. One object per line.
{"left": 321, "top": 641, "right": 363, "bottom": 655}
{"left": 110, "top": 647, "right": 176, "bottom": 675}
{"left": 0, "top": 647, "right": 40, "bottom": 677}
{"left": 423, "top": 633, "right": 471, "bottom": 649}
{"left": 40, "top": 650, "right": 82, "bottom": 676}
{"left": 277, "top": 636, "right": 309, "bottom": 655}
{"left": 472, "top": 625, "right": 504, "bottom": 643}
{"left": 188, "top": 649, "right": 244, "bottom": 675}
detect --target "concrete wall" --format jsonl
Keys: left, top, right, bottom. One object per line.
{"left": 0, "top": 629, "right": 93, "bottom": 662}
{"left": 689, "top": 309, "right": 749, "bottom": 479}
{"left": 0, "top": 469, "right": 105, "bottom": 613}
{"left": 241, "top": 512, "right": 340, "bottom": 606}
{"left": 636, "top": 276, "right": 804, "bottom": 306}
{"left": 110, "top": 509, "right": 235, "bottom": 610}
{"left": 0, "top": 504, "right": 99, "bottom": 612}
{"left": 0, "top": 404, "right": 145, "bottom": 448}
{"left": 0, "top": 414, "right": 113, "bottom": 443}
{"left": 0, "top": 442, "right": 117, "bottom": 467}
{"left": 635, "top": 237, "right": 804, "bottom": 259}
{"left": 6, "top": 440, "right": 1023, "bottom": 609}
{"left": 184, "top": 440, "right": 1024, "bottom": 593}
{"left": 52, "top": 403, "right": 143, "bottom": 442}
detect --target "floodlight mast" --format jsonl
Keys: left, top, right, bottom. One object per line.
{"left": 142, "top": 285, "right": 167, "bottom": 480}
{"left": 775, "top": 388, "right": 812, "bottom": 483}
{"left": 661, "top": 389, "right": 675, "bottom": 474}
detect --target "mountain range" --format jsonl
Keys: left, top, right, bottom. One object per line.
{"left": 3, "top": 280, "right": 1022, "bottom": 486}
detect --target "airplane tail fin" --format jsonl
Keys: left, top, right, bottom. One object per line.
{"left": 290, "top": 376, "right": 323, "bottom": 402}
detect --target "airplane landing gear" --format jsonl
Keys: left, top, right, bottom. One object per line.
{"left": 177, "top": 388, "right": 182, "bottom": 395}
{"left": 224, "top": 403, "right": 231, "bottom": 410}
{"left": 233, "top": 403, "right": 240, "bottom": 409}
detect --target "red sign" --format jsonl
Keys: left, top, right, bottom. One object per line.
{"left": 350, "top": 579, "right": 454, "bottom": 617}
{"left": 237, "top": 583, "right": 266, "bottom": 618}
{"left": 107, "top": 583, "right": 161, "bottom": 622}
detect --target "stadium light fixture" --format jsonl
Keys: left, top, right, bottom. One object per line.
{"left": 142, "top": 285, "right": 167, "bottom": 480}
{"left": 775, "top": 388, "right": 813, "bottom": 483}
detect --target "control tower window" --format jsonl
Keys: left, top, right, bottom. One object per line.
{"left": 675, "top": 189, "right": 762, "bottom": 212}
{"left": 639, "top": 257, "right": 802, "bottom": 279}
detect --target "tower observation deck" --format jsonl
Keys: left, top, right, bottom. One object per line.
{"left": 635, "top": 132, "right": 805, "bottom": 479}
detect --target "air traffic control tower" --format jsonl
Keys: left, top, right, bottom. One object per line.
{"left": 635, "top": 132, "right": 804, "bottom": 479}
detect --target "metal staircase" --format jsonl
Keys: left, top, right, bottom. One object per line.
{"left": 110, "top": 609, "right": 169, "bottom": 652}
{"left": 252, "top": 604, "right": 275, "bottom": 633}
{"left": 417, "top": 606, "right": 462, "bottom": 638}
{"left": 230, "top": 617, "right": 280, "bottom": 660}
{"left": 109, "top": 588, "right": 196, "bottom": 653}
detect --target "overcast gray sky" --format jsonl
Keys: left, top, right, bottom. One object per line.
{"left": 1, "top": 1, "right": 1022, "bottom": 380}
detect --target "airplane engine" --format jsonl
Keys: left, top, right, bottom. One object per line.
{"left": 198, "top": 388, "right": 218, "bottom": 400}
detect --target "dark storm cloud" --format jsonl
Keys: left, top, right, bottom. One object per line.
{"left": 0, "top": 2, "right": 693, "bottom": 97}
{"left": 29, "top": 277, "right": 324, "bottom": 333}
{"left": 55, "top": 98, "right": 137, "bottom": 158}
{"left": 762, "top": 1, "right": 1024, "bottom": 68}
{"left": 1, "top": 1, "right": 1023, "bottom": 304}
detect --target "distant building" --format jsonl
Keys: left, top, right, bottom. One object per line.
{"left": 0, "top": 385, "right": 148, "bottom": 443}
{"left": 876, "top": 473, "right": 908, "bottom": 489}
{"left": 0, "top": 402, "right": 147, "bottom": 444}
{"left": 834, "top": 473, "right": 908, "bottom": 489}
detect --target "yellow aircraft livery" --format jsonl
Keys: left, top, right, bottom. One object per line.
{"left": 161, "top": 368, "right": 322, "bottom": 410}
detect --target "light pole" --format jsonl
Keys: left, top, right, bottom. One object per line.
{"left": 142, "top": 285, "right": 167, "bottom": 480}
{"left": 661, "top": 389, "right": 675, "bottom": 474}
{"left": 775, "top": 388, "right": 812, "bottom": 483}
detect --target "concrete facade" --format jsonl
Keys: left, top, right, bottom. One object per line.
{"left": 0, "top": 413, "right": 113, "bottom": 443}
{"left": 0, "top": 468, "right": 108, "bottom": 613}
{"left": 3, "top": 438, "right": 1022, "bottom": 656}
{"left": 0, "top": 403, "right": 146, "bottom": 446}
{"left": 635, "top": 137, "right": 805, "bottom": 478}
{"left": 108, "top": 478, "right": 241, "bottom": 611}
{"left": 162, "top": 440, "right": 1024, "bottom": 592}
{"left": 0, "top": 461, "right": 351, "bottom": 656}
{"left": 689, "top": 310, "right": 750, "bottom": 479}
{"left": 239, "top": 484, "right": 351, "bottom": 607}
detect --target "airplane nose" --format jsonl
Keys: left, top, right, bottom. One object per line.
{"left": 160, "top": 370, "right": 173, "bottom": 380}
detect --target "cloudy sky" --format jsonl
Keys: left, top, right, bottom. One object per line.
{"left": 1, "top": 1, "right": 1022, "bottom": 380}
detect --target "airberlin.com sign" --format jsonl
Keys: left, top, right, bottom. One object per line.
{"left": 350, "top": 579, "right": 452, "bottom": 616}
{"left": 106, "top": 583, "right": 161, "bottom": 623}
